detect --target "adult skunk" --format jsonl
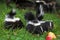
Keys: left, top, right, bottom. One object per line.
{"left": 4, "top": 9, "right": 24, "bottom": 29}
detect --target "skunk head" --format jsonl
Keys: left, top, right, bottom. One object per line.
{"left": 24, "top": 12, "right": 36, "bottom": 21}
{"left": 9, "top": 9, "right": 16, "bottom": 16}
{"left": 7, "top": 9, "right": 16, "bottom": 18}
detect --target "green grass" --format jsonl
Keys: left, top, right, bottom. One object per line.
{"left": 0, "top": 3, "right": 60, "bottom": 40}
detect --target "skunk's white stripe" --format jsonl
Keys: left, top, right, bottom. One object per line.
{"left": 5, "top": 18, "right": 20, "bottom": 22}
{"left": 39, "top": 21, "right": 45, "bottom": 23}
{"left": 39, "top": 5, "right": 44, "bottom": 16}
{"left": 27, "top": 21, "right": 45, "bottom": 26}
{"left": 40, "top": 26, "right": 43, "bottom": 32}
{"left": 38, "top": 5, "right": 44, "bottom": 17}
{"left": 28, "top": 21, "right": 40, "bottom": 26}
{"left": 50, "top": 22, "right": 52, "bottom": 27}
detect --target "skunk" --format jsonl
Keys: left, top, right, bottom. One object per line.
{"left": 26, "top": 20, "right": 44, "bottom": 34}
{"left": 36, "top": 0, "right": 44, "bottom": 21}
{"left": 25, "top": 18, "right": 53, "bottom": 34}
{"left": 4, "top": 9, "right": 24, "bottom": 29}
{"left": 24, "top": 12, "right": 44, "bottom": 34}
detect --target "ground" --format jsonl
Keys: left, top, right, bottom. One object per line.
{"left": 0, "top": 2, "right": 60, "bottom": 40}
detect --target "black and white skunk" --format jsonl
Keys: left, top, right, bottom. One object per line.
{"left": 24, "top": 12, "right": 44, "bottom": 34}
{"left": 26, "top": 20, "right": 53, "bottom": 34}
{"left": 26, "top": 20, "right": 44, "bottom": 34}
{"left": 4, "top": 9, "right": 24, "bottom": 29}
{"left": 36, "top": 0, "right": 44, "bottom": 21}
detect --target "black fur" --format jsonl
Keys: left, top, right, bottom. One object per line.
{"left": 5, "top": 20, "right": 24, "bottom": 29}
{"left": 24, "top": 12, "right": 36, "bottom": 21}
{"left": 16, "top": 0, "right": 34, "bottom": 8}
{"left": 41, "top": 21, "right": 53, "bottom": 32}
{"left": 26, "top": 24, "right": 43, "bottom": 34}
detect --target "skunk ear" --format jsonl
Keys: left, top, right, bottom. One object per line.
{"left": 24, "top": 12, "right": 35, "bottom": 21}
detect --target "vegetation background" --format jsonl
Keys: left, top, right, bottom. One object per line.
{"left": 0, "top": 0, "right": 60, "bottom": 40}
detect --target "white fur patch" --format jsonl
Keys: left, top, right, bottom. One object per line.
{"left": 27, "top": 21, "right": 45, "bottom": 26}
{"left": 5, "top": 18, "right": 20, "bottom": 22}
{"left": 28, "top": 21, "right": 40, "bottom": 26}
{"left": 40, "top": 26, "right": 43, "bottom": 32}
{"left": 50, "top": 22, "right": 52, "bottom": 27}
{"left": 36, "top": 0, "right": 40, "bottom": 3}
{"left": 38, "top": 5, "right": 44, "bottom": 17}
{"left": 12, "top": 9, "right": 16, "bottom": 13}
{"left": 39, "top": 21, "right": 45, "bottom": 23}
